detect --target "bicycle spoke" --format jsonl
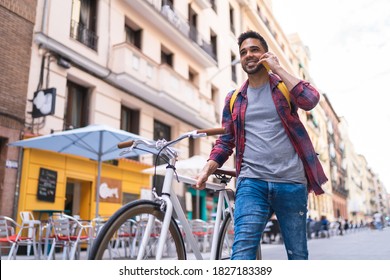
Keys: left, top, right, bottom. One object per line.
{"left": 89, "top": 201, "right": 186, "bottom": 260}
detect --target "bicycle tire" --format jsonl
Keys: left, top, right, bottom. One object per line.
{"left": 216, "top": 212, "right": 262, "bottom": 260}
{"left": 89, "top": 200, "right": 186, "bottom": 260}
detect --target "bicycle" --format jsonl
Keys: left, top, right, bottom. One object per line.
{"left": 89, "top": 128, "right": 261, "bottom": 260}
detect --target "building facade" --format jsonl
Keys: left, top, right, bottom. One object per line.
{"left": 0, "top": 0, "right": 38, "bottom": 217}
{"left": 320, "top": 94, "right": 349, "bottom": 220}
{"left": 1, "top": 0, "right": 388, "bottom": 224}
{"left": 339, "top": 118, "right": 366, "bottom": 224}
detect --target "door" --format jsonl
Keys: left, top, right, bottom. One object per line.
{"left": 65, "top": 179, "right": 92, "bottom": 220}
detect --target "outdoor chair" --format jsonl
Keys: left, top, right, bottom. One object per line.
{"left": 19, "top": 211, "right": 41, "bottom": 257}
{"left": 0, "top": 215, "right": 41, "bottom": 260}
{"left": 47, "top": 213, "right": 92, "bottom": 260}
{"left": 190, "top": 219, "right": 210, "bottom": 253}
{"left": 110, "top": 219, "right": 137, "bottom": 259}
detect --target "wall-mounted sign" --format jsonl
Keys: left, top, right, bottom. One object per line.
{"left": 37, "top": 168, "right": 57, "bottom": 202}
{"left": 98, "top": 177, "right": 122, "bottom": 203}
{"left": 5, "top": 160, "right": 18, "bottom": 169}
{"left": 32, "top": 88, "right": 56, "bottom": 118}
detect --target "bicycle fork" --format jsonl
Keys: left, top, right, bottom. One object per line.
{"left": 136, "top": 195, "right": 173, "bottom": 260}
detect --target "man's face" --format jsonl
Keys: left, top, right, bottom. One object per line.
{"left": 239, "top": 38, "right": 267, "bottom": 74}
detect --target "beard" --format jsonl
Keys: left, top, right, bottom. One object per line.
{"left": 243, "top": 62, "right": 264, "bottom": 75}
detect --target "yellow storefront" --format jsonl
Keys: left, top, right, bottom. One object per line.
{"left": 16, "top": 148, "right": 151, "bottom": 222}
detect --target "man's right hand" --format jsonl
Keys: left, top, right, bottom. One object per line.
{"left": 195, "top": 160, "right": 219, "bottom": 190}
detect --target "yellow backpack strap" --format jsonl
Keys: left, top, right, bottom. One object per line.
{"left": 277, "top": 81, "right": 291, "bottom": 110}
{"left": 229, "top": 88, "right": 240, "bottom": 114}
{"left": 264, "top": 62, "right": 291, "bottom": 110}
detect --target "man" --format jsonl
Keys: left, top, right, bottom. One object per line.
{"left": 196, "top": 30, "right": 327, "bottom": 260}
{"left": 373, "top": 212, "right": 383, "bottom": 230}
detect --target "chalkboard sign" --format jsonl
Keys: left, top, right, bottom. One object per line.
{"left": 37, "top": 168, "right": 57, "bottom": 202}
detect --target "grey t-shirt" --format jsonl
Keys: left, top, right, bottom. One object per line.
{"left": 239, "top": 84, "right": 307, "bottom": 185}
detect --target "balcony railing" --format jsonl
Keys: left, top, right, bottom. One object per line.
{"left": 143, "top": 0, "right": 216, "bottom": 61}
{"left": 70, "top": 20, "right": 98, "bottom": 51}
{"left": 111, "top": 43, "right": 215, "bottom": 121}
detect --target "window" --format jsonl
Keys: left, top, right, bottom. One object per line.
{"left": 65, "top": 81, "right": 89, "bottom": 129}
{"left": 231, "top": 54, "right": 237, "bottom": 83}
{"left": 189, "top": 137, "right": 200, "bottom": 157}
{"left": 154, "top": 120, "right": 171, "bottom": 142}
{"left": 70, "top": 0, "right": 98, "bottom": 50}
{"left": 121, "top": 106, "right": 140, "bottom": 134}
{"left": 153, "top": 120, "right": 171, "bottom": 195}
{"left": 188, "top": 5, "right": 198, "bottom": 43}
{"left": 188, "top": 67, "right": 199, "bottom": 86}
{"left": 211, "top": 86, "right": 220, "bottom": 122}
{"left": 122, "top": 192, "right": 138, "bottom": 205}
{"left": 163, "top": 0, "right": 174, "bottom": 10}
{"left": 121, "top": 106, "right": 140, "bottom": 161}
{"left": 257, "top": 4, "right": 264, "bottom": 21}
{"left": 210, "top": 31, "right": 218, "bottom": 61}
{"left": 125, "top": 20, "right": 142, "bottom": 50}
{"left": 229, "top": 5, "right": 235, "bottom": 34}
{"left": 161, "top": 45, "right": 174, "bottom": 67}
{"left": 210, "top": 0, "right": 217, "bottom": 12}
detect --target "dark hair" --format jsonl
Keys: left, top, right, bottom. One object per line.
{"left": 237, "top": 30, "right": 268, "bottom": 52}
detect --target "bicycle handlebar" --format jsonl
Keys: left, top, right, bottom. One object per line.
{"left": 196, "top": 127, "right": 226, "bottom": 136}
{"left": 117, "top": 127, "right": 226, "bottom": 149}
{"left": 117, "top": 140, "right": 135, "bottom": 149}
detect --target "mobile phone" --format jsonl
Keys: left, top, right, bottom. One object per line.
{"left": 263, "top": 62, "right": 271, "bottom": 72}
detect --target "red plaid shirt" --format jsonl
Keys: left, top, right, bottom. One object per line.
{"left": 209, "top": 73, "right": 327, "bottom": 195}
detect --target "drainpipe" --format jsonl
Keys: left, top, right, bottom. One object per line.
{"left": 41, "top": 0, "right": 49, "bottom": 34}
{"left": 12, "top": 130, "right": 25, "bottom": 219}
{"left": 106, "top": 0, "right": 111, "bottom": 68}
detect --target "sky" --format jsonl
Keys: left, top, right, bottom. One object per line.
{"left": 272, "top": 0, "right": 390, "bottom": 192}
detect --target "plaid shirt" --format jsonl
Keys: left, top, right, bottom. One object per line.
{"left": 209, "top": 73, "right": 327, "bottom": 195}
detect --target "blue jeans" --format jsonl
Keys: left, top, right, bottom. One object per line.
{"left": 231, "top": 178, "right": 308, "bottom": 260}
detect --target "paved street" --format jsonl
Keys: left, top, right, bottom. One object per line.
{"left": 6, "top": 227, "right": 390, "bottom": 261}
{"left": 260, "top": 227, "right": 390, "bottom": 260}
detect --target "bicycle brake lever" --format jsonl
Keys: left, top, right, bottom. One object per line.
{"left": 191, "top": 133, "right": 206, "bottom": 139}
{"left": 185, "top": 130, "right": 207, "bottom": 139}
{"left": 119, "top": 146, "right": 134, "bottom": 156}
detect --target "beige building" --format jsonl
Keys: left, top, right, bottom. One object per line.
{"left": 359, "top": 156, "right": 390, "bottom": 223}
{"left": 21, "top": 0, "right": 314, "bottom": 219}
{"left": 6, "top": 0, "right": 333, "bottom": 220}
{"left": 339, "top": 117, "right": 366, "bottom": 224}
{"left": 320, "top": 94, "right": 349, "bottom": 220}
{"left": 373, "top": 176, "right": 389, "bottom": 221}
{"left": 360, "top": 155, "right": 376, "bottom": 220}
{"left": 288, "top": 34, "right": 334, "bottom": 221}
{"left": 304, "top": 95, "right": 334, "bottom": 221}
{"left": 3, "top": 0, "right": 387, "bottom": 222}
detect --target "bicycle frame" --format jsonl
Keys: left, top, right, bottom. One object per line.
{"left": 116, "top": 128, "right": 234, "bottom": 260}
{"left": 137, "top": 156, "right": 234, "bottom": 260}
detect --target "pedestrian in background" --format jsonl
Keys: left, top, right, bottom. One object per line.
{"left": 373, "top": 212, "right": 383, "bottom": 230}
{"left": 306, "top": 215, "right": 314, "bottom": 239}
{"left": 320, "top": 216, "right": 330, "bottom": 238}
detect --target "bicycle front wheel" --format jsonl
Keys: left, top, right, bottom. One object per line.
{"left": 216, "top": 212, "right": 262, "bottom": 260}
{"left": 89, "top": 200, "right": 186, "bottom": 260}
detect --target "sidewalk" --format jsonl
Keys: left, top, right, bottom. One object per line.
{"left": 261, "top": 227, "right": 390, "bottom": 260}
